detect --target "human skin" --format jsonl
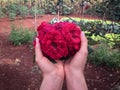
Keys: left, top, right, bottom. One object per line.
{"left": 65, "top": 32, "right": 88, "bottom": 90}
{"left": 35, "top": 31, "right": 88, "bottom": 90}
{"left": 35, "top": 38, "right": 64, "bottom": 90}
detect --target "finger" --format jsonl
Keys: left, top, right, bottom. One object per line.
{"left": 35, "top": 38, "right": 52, "bottom": 66}
{"left": 35, "top": 38, "right": 55, "bottom": 71}
{"left": 71, "top": 32, "right": 88, "bottom": 66}
{"left": 37, "top": 57, "right": 55, "bottom": 73}
{"left": 35, "top": 38, "right": 43, "bottom": 62}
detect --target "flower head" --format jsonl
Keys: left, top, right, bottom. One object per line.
{"left": 34, "top": 22, "right": 81, "bottom": 60}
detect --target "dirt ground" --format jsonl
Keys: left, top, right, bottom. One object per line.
{"left": 0, "top": 14, "right": 120, "bottom": 90}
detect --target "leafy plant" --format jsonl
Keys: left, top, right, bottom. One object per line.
{"left": 23, "top": 0, "right": 28, "bottom": 4}
{"left": 29, "top": 6, "right": 45, "bottom": 17}
{"left": 61, "top": 17, "right": 120, "bottom": 49}
{"left": 5, "top": 3, "right": 29, "bottom": 18}
{"left": 18, "top": 5, "right": 28, "bottom": 17}
{"left": 87, "top": 0, "right": 120, "bottom": 21}
{"left": 9, "top": 13, "right": 16, "bottom": 20}
{"left": 9, "top": 25, "right": 35, "bottom": 46}
{"left": 5, "top": 3, "right": 19, "bottom": 14}
{"left": 88, "top": 43, "right": 120, "bottom": 68}
{"left": 62, "top": 4, "right": 74, "bottom": 15}
{"left": 0, "top": 7, "right": 5, "bottom": 18}
{"left": 44, "top": 1, "right": 57, "bottom": 14}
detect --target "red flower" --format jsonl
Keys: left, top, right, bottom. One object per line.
{"left": 34, "top": 22, "right": 81, "bottom": 60}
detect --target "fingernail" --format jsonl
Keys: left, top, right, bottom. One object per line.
{"left": 36, "top": 38, "right": 39, "bottom": 45}
{"left": 81, "top": 31, "right": 85, "bottom": 36}
{"left": 36, "top": 37, "right": 38, "bottom": 42}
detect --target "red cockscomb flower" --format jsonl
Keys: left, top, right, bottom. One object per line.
{"left": 34, "top": 22, "right": 81, "bottom": 60}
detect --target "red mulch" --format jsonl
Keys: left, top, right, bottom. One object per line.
{"left": 0, "top": 14, "right": 120, "bottom": 90}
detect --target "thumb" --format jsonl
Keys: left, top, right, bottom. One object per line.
{"left": 78, "top": 32, "right": 88, "bottom": 54}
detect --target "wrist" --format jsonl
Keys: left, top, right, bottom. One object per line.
{"left": 65, "top": 67, "right": 88, "bottom": 90}
{"left": 65, "top": 66, "right": 84, "bottom": 76}
{"left": 43, "top": 74, "right": 64, "bottom": 82}
{"left": 43, "top": 70, "right": 64, "bottom": 81}
{"left": 41, "top": 75, "right": 64, "bottom": 90}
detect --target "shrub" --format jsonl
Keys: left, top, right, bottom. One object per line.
{"left": 9, "top": 13, "right": 16, "bottom": 20}
{"left": 18, "top": 5, "right": 28, "bottom": 17}
{"left": 5, "top": 3, "right": 29, "bottom": 18}
{"left": 0, "top": 7, "right": 5, "bottom": 18}
{"left": 88, "top": 43, "right": 120, "bottom": 68}
{"left": 62, "top": 4, "right": 74, "bottom": 15}
{"left": 29, "top": 7, "right": 45, "bottom": 17}
{"left": 44, "top": 1, "right": 57, "bottom": 14}
{"left": 9, "top": 25, "right": 35, "bottom": 46}
{"left": 87, "top": 0, "right": 120, "bottom": 21}
{"left": 5, "top": 3, "right": 19, "bottom": 14}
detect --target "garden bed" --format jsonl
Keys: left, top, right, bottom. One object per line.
{"left": 0, "top": 15, "right": 120, "bottom": 90}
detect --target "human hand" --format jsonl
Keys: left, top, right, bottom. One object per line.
{"left": 65, "top": 31, "right": 88, "bottom": 73}
{"left": 35, "top": 31, "right": 88, "bottom": 90}
{"left": 65, "top": 32, "right": 88, "bottom": 90}
{"left": 35, "top": 38, "right": 64, "bottom": 90}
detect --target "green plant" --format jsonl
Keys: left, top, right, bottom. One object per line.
{"left": 9, "top": 13, "right": 16, "bottom": 20}
{"left": 9, "top": 25, "right": 35, "bottom": 46}
{"left": 88, "top": 43, "right": 120, "bottom": 68}
{"left": 29, "top": 6, "right": 45, "bottom": 17}
{"left": 0, "top": 7, "right": 5, "bottom": 18}
{"left": 5, "top": 3, "right": 19, "bottom": 14}
{"left": 62, "top": 4, "right": 74, "bottom": 15}
{"left": 18, "top": 5, "right": 28, "bottom": 17}
{"left": 23, "top": 0, "right": 28, "bottom": 4}
{"left": 61, "top": 17, "right": 120, "bottom": 49}
{"left": 44, "top": 1, "right": 57, "bottom": 14}
{"left": 5, "top": 3, "right": 29, "bottom": 18}
{"left": 87, "top": 0, "right": 120, "bottom": 21}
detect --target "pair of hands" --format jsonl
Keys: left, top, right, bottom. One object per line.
{"left": 35, "top": 32, "right": 88, "bottom": 90}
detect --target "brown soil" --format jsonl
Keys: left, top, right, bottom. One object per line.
{"left": 0, "top": 14, "right": 120, "bottom": 90}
